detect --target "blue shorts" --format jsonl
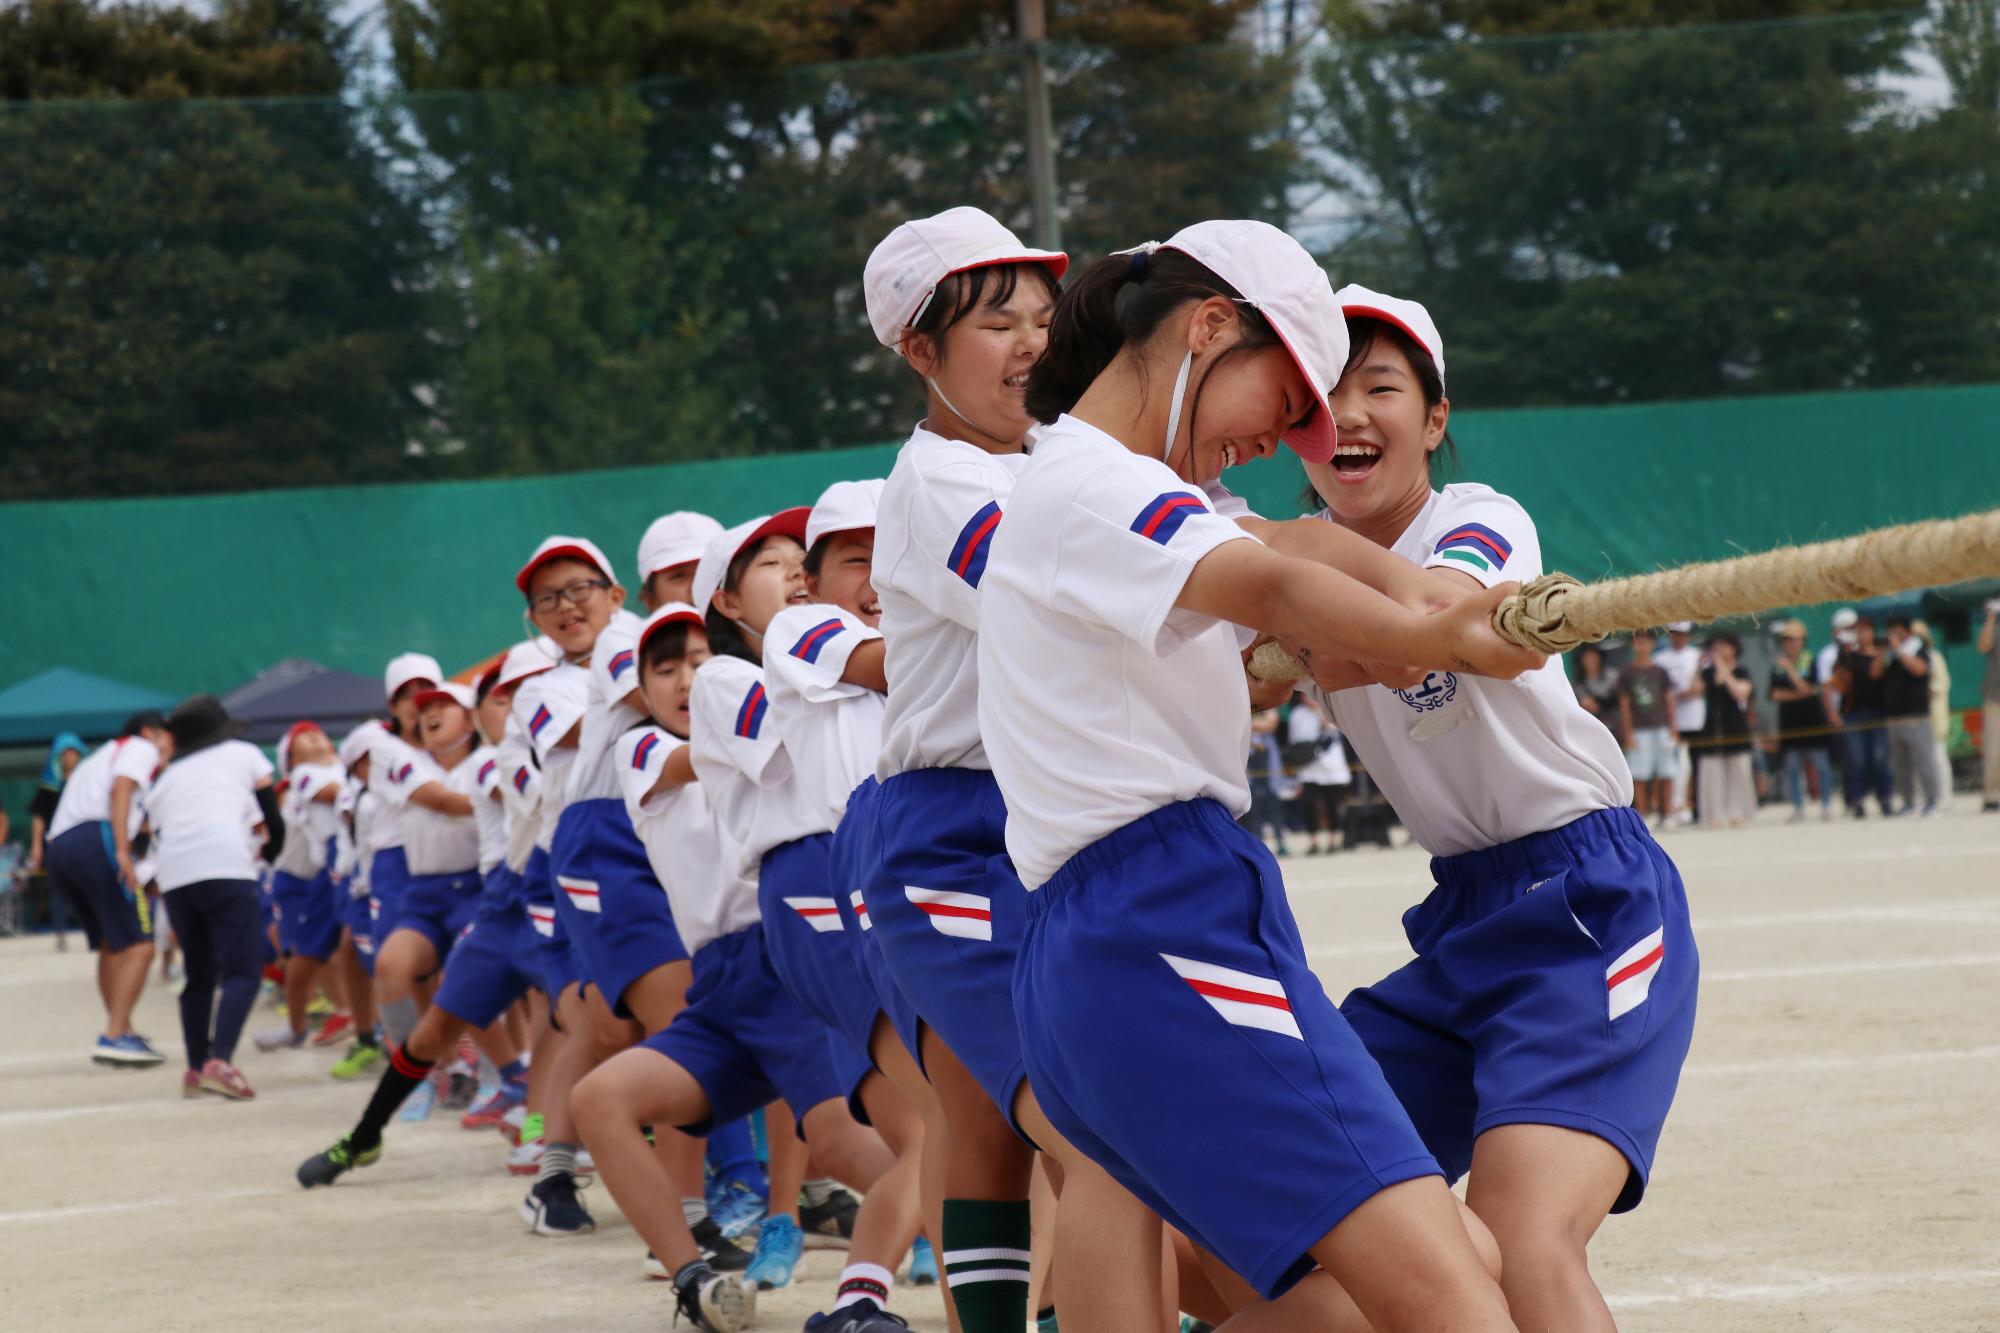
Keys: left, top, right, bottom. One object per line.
{"left": 1019, "top": 799, "right": 1440, "bottom": 1301}
{"left": 435, "top": 877, "right": 544, "bottom": 1029}
{"left": 395, "top": 871, "right": 482, "bottom": 966}
{"left": 368, "top": 846, "right": 412, "bottom": 942}
{"left": 46, "top": 822, "right": 150, "bottom": 954}
{"left": 346, "top": 882, "right": 377, "bottom": 972}
{"left": 523, "top": 846, "right": 580, "bottom": 1002}
{"left": 270, "top": 868, "right": 341, "bottom": 962}
{"left": 644, "top": 926, "right": 852, "bottom": 1138}
{"left": 864, "top": 768, "right": 1029, "bottom": 1128}
{"left": 759, "top": 833, "right": 877, "bottom": 1108}
{"left": 1341, "top": 805, "right": 1698, "bottom": 1214}
{"left": 550, "top": 799, "right": 687, "bottom": 1009}
{"left": 832, "top": 778, "right": 920, "bottom": 1065}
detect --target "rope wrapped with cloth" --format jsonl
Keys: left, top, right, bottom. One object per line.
{"left": 1249, "top": 507, "right": 2000, "bottom": 682}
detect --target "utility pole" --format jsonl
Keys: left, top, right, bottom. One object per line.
{"left": 1018, "top": 0, "right": 1061, "bottom": 251}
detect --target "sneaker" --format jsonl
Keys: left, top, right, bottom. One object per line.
{"left": 460, "top": 1082, "right": 524, "bottom": 1130}
{"left": 253, "top": 1026, "right": 308, "bottom": 1053}
{"left": 297, "top": 1134, "right": 383, "bottom": 1188}
{"left": 1982, "top": 801, "right": 1999, "bottom": 814}
{"left": 574, "top": 1146, "right": 596, "bottom": 1176}
{"left": 330, "top": 1040, "right": 385, "bottom": 1080}
{"left": 399, "top": 1077, "right": 437, "bottom": 1122}
{"left": 745, "top": 1214, "right": 802, "bottom": 1288}
{"left": 500, "top": 1103, "right": 530, "bottom": 1143}
{"left": 691, "top": 1215, "right": 753, "bottom": 1272}
{"left": 710, "top": 1175, "right": 767, "bottom": 1241}
{"left": 906, "top": 1235, "right": 938, "bottom": 1286}
{"left": 198, "top": 1058, "right": 255, "bottom": 1100}
{"left": 305, "top": 994, "right": 336, "bottom": 1020}
{"left": 798, "top": 1186, "right": 860, "bottom": 1249}
{"left": 311, "top": 1011, "right": 356, "bottom": 1048}
{"left": 507, "top": 1138, "right": 546, "bottom": 1177}
{"left": 806, "top": 1300, "right": 910, "bottom": 1331}
{"left": 182, "top": 1068, "right": 203, "bottom": 1100}
{"left": 673, "top": 1261, "right": 753, "bottom": 1332}
{"left": 442, "top": 1068, "right": 480, "bottom": 1112}
{"left": 92, "top": 1033, "right": 167, "bottom": 1067}
{"left": 520, "top": 1172, "right": 595, "bottom": 1236}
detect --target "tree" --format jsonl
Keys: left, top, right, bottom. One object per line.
{"left": 1305, "top": 0, "right": 2000, "bottom": 404}
{"left": 0, "top": 0, "right": 440, "bottom": 498}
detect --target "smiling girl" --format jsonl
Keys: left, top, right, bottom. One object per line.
{"left": 1302, "top": 286, "right": 1698, "bottom": 1332}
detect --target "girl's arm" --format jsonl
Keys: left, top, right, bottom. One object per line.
{"left": 842, "top": 639, "right": 888, "bottom": 695}
{"left": 408, "top": 782, "right": 474, "bottom": 817}
{"left": 640, "top": 746, "right": 700, "bottom": 803}
{"left": 1178, "top": 539, "right": 1542, "bottom": 680}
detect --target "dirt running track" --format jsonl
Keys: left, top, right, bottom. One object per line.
{"left": 3, "top": 806, "right": 1996, "bottom": 1331}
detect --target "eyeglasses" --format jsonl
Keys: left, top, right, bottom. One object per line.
{"left": 528, "top": 578, "right": 610, "bottom": 614}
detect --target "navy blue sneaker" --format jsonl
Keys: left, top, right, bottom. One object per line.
{"left": 520, "top": 1172, "right": 595, "bottom": 1236}
{"left": 673, "top": 1260, "right": 753, "bottom": 1331}
{"left": 93, "top": 1033, "right": 166, "bottom": 1067}
{"left": 805, "top": 1300, "right": 910, "bottom": 1331}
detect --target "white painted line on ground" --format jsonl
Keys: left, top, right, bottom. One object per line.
{"left": 0, "top": 1042, "right": 187, "bottom": 1071}
{"left": 1706, "top": 953, "right": 2000, "bottom": 982}
{"left": 0, "top": 1186, "right": 287, "bottom": 1226}
{"left": 1607, "top": 1265, "right": 2000, "bottom": 1309}
{"left": 1685, "top": 1043, "right": 2000, "bottom": 1077}
{"left": 0, "top": 1085, "right": 317, "bottom": 1127}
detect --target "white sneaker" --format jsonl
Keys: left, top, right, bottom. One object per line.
{"left": 507, "top": 1139, "right": 545, "bottom": 1177}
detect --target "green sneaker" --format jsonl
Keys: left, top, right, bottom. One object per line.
{"left": 297, "top": 1135, "right": 382, "bottom": 1188}
{"left": 330, "top": 1040, "right": 385, "bottom": 1081}
{"left": 518, "top": 1111, "right": 544, "bottom": 1145}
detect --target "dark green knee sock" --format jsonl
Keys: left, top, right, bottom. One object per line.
{"left": 941, "top": 1198, "right": 1031, "bottom": 1331}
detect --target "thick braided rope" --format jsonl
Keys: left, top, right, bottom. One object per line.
{"left": 1250, "top": 508, "right": 2000, "bottom": 681}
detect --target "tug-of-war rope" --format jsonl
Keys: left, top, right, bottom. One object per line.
{"left": 1250, "top": 507, "right": 2000, "bottom": 683}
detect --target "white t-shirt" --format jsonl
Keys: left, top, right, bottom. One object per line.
{"left": 616, "top": 724, "right": 759, "bottom": 955}
{"left": 689, "top": 655, "right": 823, "bottom": 878}
{"left": 761, "top": 603, "right": 886, "bottom": 834}
{"left": 273, "top": 761, "right": 343, "bottom": 878}
{"left": 1287, "top": 706, "right": 1352, "bottom": 787}
{"left": 336, "top": 776, "right": 365, "bottom": 887}
{"left": 979, "top": 416, "right": 1259, "bottom": 890}
{"left": 495, "top": 723, "right": 543, "bottom": 874}
{"left": 146, "top": 740, "right": 275, "bottom": 891}
{"left": 571, "top": 608, "right": 648, "bottom": 805}
{"left": 470, "top": 745, "right": 507, "bottom": 874}
{"left": 1316, "top": 484, "right": 1632, "bottom": 857}
{"left": 364, "top": 730, "right": 427, "bottom": 850}
{"left": 402, "top": 749, "right": 481, "bottom": 876}
{"left": 873, "top": 423, "right": 1030, "bottom": 778}
{"left": 512, "top": 661, "right": 591, "bottom": 850}
{"left": 47, "top": 736, "right": 160, "bottom": 842}
{"left": 1656, "top": 643, "right": 1707, "bottom": 734}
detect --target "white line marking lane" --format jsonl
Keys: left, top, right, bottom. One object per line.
{"left": 1608, "top": 1265, "right": 2000, "bottom": 1309}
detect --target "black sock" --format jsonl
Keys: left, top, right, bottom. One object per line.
{"left": 351, "top": 1043, "right": 433, "bottom": 1152}
{"left": 356, "top": 1028, "right": 381, "bottom": 1049}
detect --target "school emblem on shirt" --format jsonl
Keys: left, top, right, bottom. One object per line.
{"left": 1393, "top": 672, "right": 1458, "bottom": 712}
{"left": 1432, "top": 523, "right": 1512, "bottom": 575}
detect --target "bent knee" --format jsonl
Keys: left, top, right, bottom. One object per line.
{"left": 1456, "top": 1200, "right": 1504, "bottom": 1283}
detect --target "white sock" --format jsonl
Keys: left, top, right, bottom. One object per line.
{"left": 800, "top": 1177, "right": 838, "bottom": 1207}
{"left": 834, "top": 1261, "right": 895, "bottom": 1310}
{"left": 682, "top": 1196, "right": 709, "bottom": 1227}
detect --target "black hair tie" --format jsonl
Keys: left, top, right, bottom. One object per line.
{"left": 1126, "top": 249, "right": 1150, "bottom": 283}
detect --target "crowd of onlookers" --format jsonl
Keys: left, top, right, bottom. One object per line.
{"left": 1235, "top": 600, "right": 2000, "bottom": 851}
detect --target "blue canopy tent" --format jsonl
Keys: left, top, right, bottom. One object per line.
{"left": 0, "top": 667, "right": 177, "bottom": 746}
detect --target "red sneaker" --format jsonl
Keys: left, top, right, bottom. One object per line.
{"left": 182, "top": 1069, "right": 203, "bottom": 1100}
{"left": 199, "top": 1059, "right": 256, "bottom": 1101}
{"left": 311, "top": 1011, "right": 356, "bottom": 1048}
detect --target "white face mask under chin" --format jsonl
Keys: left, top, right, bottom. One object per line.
{"left": 1160, "top": 349, "right": 1193, "bottom": 472}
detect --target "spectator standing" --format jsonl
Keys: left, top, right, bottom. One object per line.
{"left": 1876, "top": 613, "right": 1943, "bottom": 817}
{"left": 1697, "top": 632, "right": 1757, "bottom": 828}
{"left": 1832, "top": 617, "right": 1894, "bottom": 817}
{"left": 1916, "top": 620, "right": 1952, "bottom": 813}
{"left": 26, "top": 732, "right": 86, "bottom": 944}
{"left": 1769, "top": 622, "right": 1835, "bottom": 823}
{"left": 1818, "top": 609, "right": 1857, "bottom": 713}
{"left": 1981, "top": 597, "right": 2000, "bottom": 813}
{"left": 1572, "top": 644, "right": 1621, "bottom": 738}
{"left": 1617, "top": 631, "right": 1677, "bottom": 826}
{"left": 1656, "top": 621, "right": 1707, "bottom": 825}
{"left": 1283, "top": 691, "right": 1351, "bottom": 855}
{"left": 1243, "top": 708, "right": 1291, "bottom": 856}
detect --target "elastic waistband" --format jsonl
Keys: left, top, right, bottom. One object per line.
{"left": 693, "top": 925, "right": 758, "bottom": 965}
{"left": 1033, "top": 799, "right": 1241, "bottom": 920}
{"left": 1430, "top": 806, "right": 1651, "bottom": 892}
{"left": 881, "top": 766, "right": 999, "bottom": 797}
{"left": 407, "top": 870, "right": 480, "bottom": 893}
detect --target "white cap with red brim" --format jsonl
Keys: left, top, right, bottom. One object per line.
{"left": 338, "top": 720, "right": 385, "bottom": 768}
{"left": 495, "top": 638, "right": 559, "bottom": 691}
{"left": 805, "top": 479, "right": 885, "bottom": 551}
{"left": 411, "top": 681, "right": 476, "bottom": 712}
{"left": 1143, "top": 219, "right": 1346, "bottom": 466}
{"left": 635, "top": 602, "right": 707, "bottom": 659}
{"left": 1335, "top": 283, "right": 1446, "bottom": 390}
{"left": 383, "top": 652, "right": 443, "bottom": 703}
{"left": 865, "top": 207, "right": 1069, "bottom": 350}
{"left": 515, "top": 536, "right": 617, "bottom": 595}
{"left": 638, "top": 512, "right": 725, "bottom": 582}
{"left": 690, "top": 509, "right": 812, "bottom": 620}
